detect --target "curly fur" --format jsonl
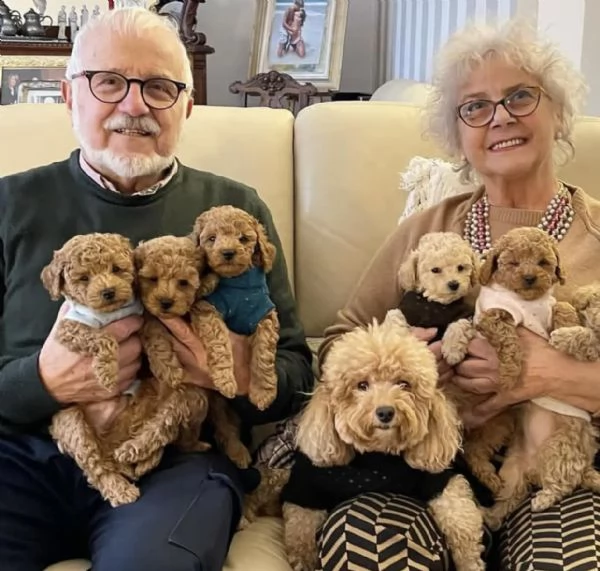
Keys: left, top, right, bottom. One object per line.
{"left": 41, "top": 233, "right": 211, "bottom": 507}
{"left": 440, "top": 228, "right": 599, "bottom": 528}
{"left": 133, "top": 235, "right": 251, "bottom": 469}
{"left": 285, "top": 315, "right": 485, "bottom": 571}
{"left": 189, "top": 205, "right": 280, "bottom": 410}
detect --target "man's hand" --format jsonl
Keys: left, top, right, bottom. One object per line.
{"left": 410, "top": 327, "right": 454, "bottom": 384}
{"left": 38, "top": 303, "right": 143, "bottom": 404}
{"left": 159, "top": 317, "right": 252, "bottom": 395}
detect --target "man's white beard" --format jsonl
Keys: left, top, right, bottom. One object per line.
{"left": 72, "top": 107, "right": 175, "bottom": 179}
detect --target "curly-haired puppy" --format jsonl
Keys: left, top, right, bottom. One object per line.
{"left": 449, "top": 227, "right": 597, "bottom": 528}
{"left": 280, "top": 313, "right": 485, "bottom": 571}
{"left": 118, "top": 235, "right": 252, "bottom": 469}
{"left": 190, "top": 205, "right": 280, "bottom": 411}
{"left": 41, "top": 233, "right": 142, "bottom": 391}
{"left": 42, "top": 233, "right": 208, "bottom": 507}
{"left": 398, "top": 232, "right": 479, "bottom": 343}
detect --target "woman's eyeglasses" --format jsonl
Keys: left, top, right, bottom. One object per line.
{"left": 457, "top": 86, "right": 545, "bottom": 128}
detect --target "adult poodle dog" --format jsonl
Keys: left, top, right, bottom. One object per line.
{"left": 280, "top": 311, "right": 485, "bottom": 571}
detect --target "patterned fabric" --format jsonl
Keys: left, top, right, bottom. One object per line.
{"left": 317, "top": 492, "right": 452, "bottom": 571}
{"left": 500, "top": 488, "right": 600, "bottom": 570}
{"left": 253, "top": 416, "right": 299, "bottom": 469}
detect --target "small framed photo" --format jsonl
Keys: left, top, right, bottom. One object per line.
{"left": 0, "top": 56, "right": 70, "bottom": 105}
{"left": 250, "top": 0, "right": 349, "bottom": 91}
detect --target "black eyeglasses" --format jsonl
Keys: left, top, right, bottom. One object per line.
{"left": 69, "top": 70, "right": 189, "bottom": 110}
{"left": 457, "top": 86, "right": 545, "bottom": 128}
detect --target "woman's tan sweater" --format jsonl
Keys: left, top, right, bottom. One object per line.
{"left": 319, "top": 185, "right": 600, "bottom": 365}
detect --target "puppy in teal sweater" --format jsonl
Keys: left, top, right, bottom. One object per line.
{"left": 191, "top": 206, "right": 280, "bottom": 411}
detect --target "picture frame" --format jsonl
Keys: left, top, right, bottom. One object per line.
{"left": 249, "top": 0, "right": 348, "bottom": 91}
{"left": 0, "top": 55, "right": 70, "bottom": 106}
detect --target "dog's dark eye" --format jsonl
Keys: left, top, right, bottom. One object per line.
{"left": 457, "top": 265, "right": 465, "bottom": 272}
{"left": 431, "top": 267, "right": 441, "bottom": 274}
{"left": 539, "top": 259, "right": 549, "bottom": 266}
{"left": 207, "top": 235, "right": 216, "bottom": 243}
{"left": 149, "top": 277, "right": 158, "bottom": 283}
{"left": 239, "top": 235, "right": 249, "bottom": 244}
{"left": 79, "top": 275, "right": 89, "bottom": 282}
{"left": 509, "top": 261, "right": 519, "bottom": 267}
{"left": 178, "top": 279, "right": 189, "bottom": 287}
{"left": 357, "top": 381, "right": 369, "bottom": 391}
{"left": 112, "top": 265, "right": 122, "bottom": 273}
{"left": 395, "top": 380, "right": 410, "bottom": 389}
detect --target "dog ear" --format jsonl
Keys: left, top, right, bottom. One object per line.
{"left": 252, "top": 220, "right": 276, "bottom": 273}
{"left": 552, "top": 241, "right": 566, "bottom": 285}
{"left": 40, "top": 250, "right": 66, "bottom": 300}
{"left": 404, "top": 389, "right": 461, "bottom": 472}
{"left": 469, "top": 251, "right": 481, "bottom": 288}
{"left": 397, "top": 250, "right": 419, "bottom": 291}
{"left": 478, "top": 251, "right": 498, "bottom": 285}
{"left": 189, "top": 211, "right": 210, "bottom": 247}
{"left": 133, "top": 243, "right": 145, "bottom": 271}
{"left": 295, "top": 382, "right": 354, "bottom": 467}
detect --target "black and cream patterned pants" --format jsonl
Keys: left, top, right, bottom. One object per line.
{"left": 317, "top": 489, "right": 600, "bottom": 570}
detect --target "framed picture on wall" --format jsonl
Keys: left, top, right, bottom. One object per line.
{"left": 0, "top": 56, "right": 69, "bottom": 105}
{"left": 250, "top": 0, "right": 349, "bottom": 91}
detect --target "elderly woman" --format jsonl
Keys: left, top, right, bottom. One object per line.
{"left": 316, "top": 20, "right": 600, "bottom": 570}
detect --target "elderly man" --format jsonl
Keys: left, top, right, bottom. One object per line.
{"left": 0, "top": 7, "right": 313, "bottom": 571}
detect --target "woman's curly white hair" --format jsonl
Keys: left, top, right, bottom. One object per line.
{"left": 425, "top": 19, "right": 588, "bottom": 181}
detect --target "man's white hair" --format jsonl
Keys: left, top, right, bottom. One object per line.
{"left": 66, "top": 7, "right": 193, "bottom": 87}
{"left": 425, "top": 19, "right": 588, "bottom": 180}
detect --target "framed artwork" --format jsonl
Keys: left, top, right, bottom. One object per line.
{"left": 0, "top": 56, "right": 69, "bottom": 106}
{"left": 250, "top": 0, "right": 348, "bottom": 91}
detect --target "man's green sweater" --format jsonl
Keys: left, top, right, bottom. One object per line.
{"left": 0, "top": 151, "right": 314, "bottom": 436}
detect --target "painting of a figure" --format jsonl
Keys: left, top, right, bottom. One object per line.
{"left": 251, "top": 0, "right": 348, "bottom": 90}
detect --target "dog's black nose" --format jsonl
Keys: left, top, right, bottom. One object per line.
{"left": 101, "top": 288, "right": 116, "bottom": 301}
{"left": 375, "top": 406, "right": 395, "bottom": 424}
{"left": 447, "top": 280, "right": 460, "bottom": 291}
{"left": 221, "top": 249, "right": 236, "bottom": 261}
{"left": 523, "top": 275, "right": 537, "bottom": 286}
{"left": 159, "top": 298, "right": 174, "bottom": 310}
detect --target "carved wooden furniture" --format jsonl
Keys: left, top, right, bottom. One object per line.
{"left": 229, "top": 70, "right": 318, "bottom": 115}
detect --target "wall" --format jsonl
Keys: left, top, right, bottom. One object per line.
{"left": 5, "top": 0, "right": 382, "bottom": 106}
{"left": 202, "top": 0, "right": 381, "bottom": 106}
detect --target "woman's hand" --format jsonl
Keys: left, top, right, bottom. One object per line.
{"left": 455, "top": 329, "right": 565, "bottom": 428}
{"left": 159, "top": 317, "right": 252, "bottom": 395}
{"left": 411, "top": 327, "right": 454, "bottom": 384}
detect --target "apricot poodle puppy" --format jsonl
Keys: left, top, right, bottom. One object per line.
{"left": 190, "top": 205, "right": 280, "bottom": 411}
{"left": 444, "top": 227, "right": 598, "bottom": 528}
{"left": 280, "top": 312, "right": 485, "bottom": 571}
{"left": 123, "top": 235, "right": 252, "bottom": 469}
{"left": 397, "top": 232, "right": 479, "bottom": 343}
{"left": 42, "top": 233, "right": 208, "bottom": 507}
{"left": 41, "top": 233, "right": 142, "bottom": 391}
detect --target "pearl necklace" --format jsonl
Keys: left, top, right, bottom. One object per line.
{"left": 463, "top": 183, "right": 575, "bottom": 255}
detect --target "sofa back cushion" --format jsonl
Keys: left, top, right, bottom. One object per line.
{"left": 0, "top": 104, "right": 296, "bottom": 285}
{"left": 294, "top": 101, "right": 600, "bottom": 337}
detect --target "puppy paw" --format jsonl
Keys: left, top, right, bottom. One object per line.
{"left": 481, "top": 506, "right": 503, "bottom": 532}
{"left": 248, "top": 383, "right": 277, "bottom": 411}
{"left": 531, "top": 490, "right": 561, "bottom": 513}
{"left": 441, "top": 319, "right": 474, "bottom": 365}
{"left": 98, "top": 475, "right": 140, "bottom": 507}
{"left": 227, "top": 443, "right": 252, "bottom": 468}
{"left": 113, "top": 441, "right": 142, "bottom": 465}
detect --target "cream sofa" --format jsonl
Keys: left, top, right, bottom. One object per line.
{"left": 2, "top": 101, "right": 600, "bottom": 571}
